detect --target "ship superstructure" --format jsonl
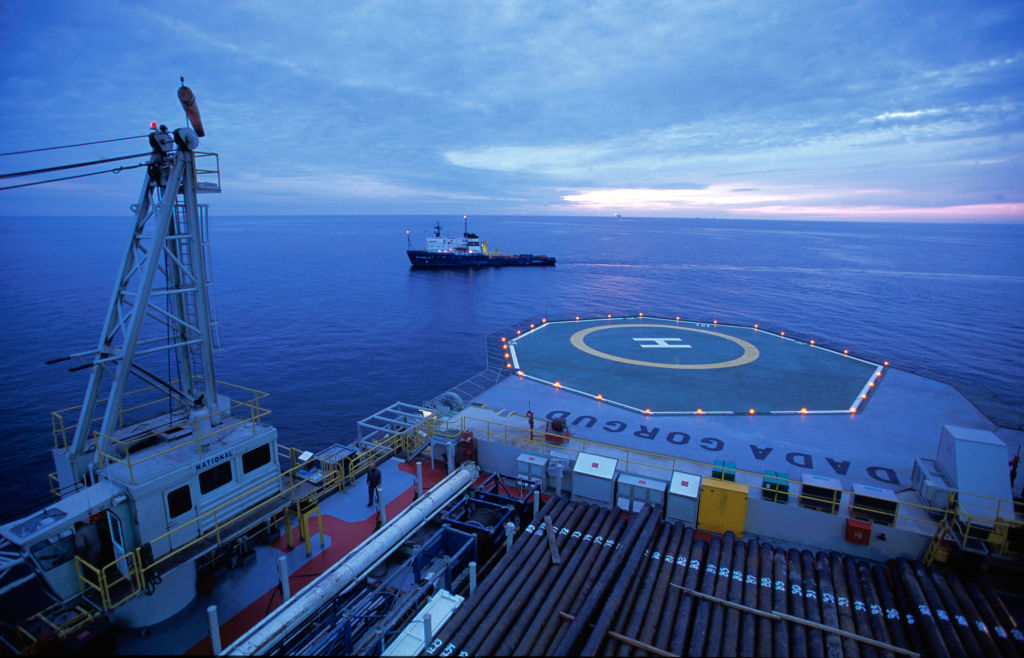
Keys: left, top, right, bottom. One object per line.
{"left": 407, "top": 216, "right": 556, "bottom": 268}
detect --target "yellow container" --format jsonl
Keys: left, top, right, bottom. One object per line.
{"left": 698, "top": 479, "right": 749, "bottom": 537}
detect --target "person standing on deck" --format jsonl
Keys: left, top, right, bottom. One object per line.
{"left": 366, "top": 461, "right": 382, "bottom": 507}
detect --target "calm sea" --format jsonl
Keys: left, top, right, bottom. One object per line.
{"left": 1, "top": 215, "right": 1022, "bottom": 521}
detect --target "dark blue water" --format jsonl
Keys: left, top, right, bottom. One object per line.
{"left": 2, "top": 215, "right": 1022, "bottom": 521}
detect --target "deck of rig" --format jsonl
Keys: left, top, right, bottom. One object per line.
{"left": 408, "top": 313, "right": 1024, "bottom": 656}
{"left": 221, "top": 314, "right": 1024, "bottom": 656}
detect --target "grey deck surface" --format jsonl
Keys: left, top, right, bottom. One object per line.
{"left": 509, "top": 317, "right": 880, "bottom": 414}
{"left": 486, "top": 318, "right": 997, "bottom": 491}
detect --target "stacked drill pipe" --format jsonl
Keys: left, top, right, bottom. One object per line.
{"left": 886, "top": 562, "right": 925, "bottom": 655}
{"left": 786, "top": 548, "right": 808, "bottom": 657}
{"left": 937, "top": 568, "right": 1003, "bottom": 657}
{"left": 856, "top": 560, "right": 894, "bottom": 658}
{"left": 842, "top": 556, "right": 878, "bottom": 658}
{"left": 422, "top": 496, "right": 563, "bottom": 657}
{"left": 640, "top": 522, "right": 685, "bottom": 653}
{"left": 543, "top": 503, "right": 654, "bottom": 656}
{"left": 738, "top": 538, "right": 761, "bottom": 657}
{"left": 687, "top": 533, "right": 722, "bottom": 655}
{"left": 613, "top": 521, "right": 674, "bottom": 656}
{"left": 419, "top": 498, "right": 1024, "bottom": 658}
{"left": 668, "top": 533, "right": 707, "bottom": 655}
{"left": 470, "top": 502, "right": 593, "bottom": 656}
{"left": 978, "top": 577, "right": 1024, "bottom": 656}
{"left": 720, "top": 535, "right": 747, "bottom": 656}
{"left": 830, "top": 551, "right": 862, "bottom": 658}
{"left": 468, "top": 501, "right": 593, "bottom": 654}
{"left": 705, "top": 531, "right": 736, "bottom": 656}
{"left": 872, "top": 564, "right": 909, "bottom": 654}
{"left": 537, "top": 513, "right": 630, "bottom": 654}
{"left": 655, "top": 526, "right": 694, "bottom": 652}
{"left": 571, "top": 505, "right": 661, "bottom": 656}
{"left": 772, "top": 547, "right": 791, "bottom": 657}
{"left": 965, "top": 579, "right": 1021, "bottom": 658}
{"left": 911, "top": 559, "right": 967, "bottom": 657}
{"left": 895, "top": 557, "right": 951, "bottom": 658}
{"left": 606, "top": 521, "right": 663, "bottom": 655}
{"left": 927, "top": 565, "right": 984, "bottom": 657}
{"left": 513, "top": 509, "right": 624, "bottom": 655}
{"left": 456, "top": 501, "right": 580, "bottom": 656}
{"left": 498, "top": 506, "right": 611, "bottom": 655}
{"left": 801, "top": 550, "right": 827, "bottom": 657}
{"left": 756, "top": 542, "right": 774, "bottom": 657}
{"left": 816, "top": 550, "right": 845, "bottom": 658}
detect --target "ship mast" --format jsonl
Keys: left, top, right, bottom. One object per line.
{"left": 61, "top": 93, "right": 220, "bottom": 487}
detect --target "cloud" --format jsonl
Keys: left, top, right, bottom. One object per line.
{"left": 228, "top": 172, "right": 518, "bottom": 203}
{"left": 867, "top": 109, "right": 948, "bottom": 122}
{"left": 558, "top": 183, "right": 1024, "bottom": 221}
{"left": 1, "top": 1, "right": 1022, "bottom": 219}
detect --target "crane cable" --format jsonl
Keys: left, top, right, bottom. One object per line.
{"left": 0, "top": 132, "right": 156, "bottom": 191}
{"left": 0, "top": 162, "right": 150, "bottom": 191}
{"left": 1, "top": 153, "right": 153, "bottom": 180}
{"left": 0, "top": 134, "right": 149, "bottom": 157}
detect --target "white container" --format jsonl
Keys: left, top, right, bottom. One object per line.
{"left": 616, "top": 473, "right": 668, "bottom": 513}
{"left": 516, "top": 453, "right": 548, "bottom": 488}
{"left": 572, "top": 452, "right": 618, "bottom": 505}
{"left": 666, "top": 471, "right": 701, "bottom": 524}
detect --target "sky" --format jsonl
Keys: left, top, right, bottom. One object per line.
{"left": 1, "top": 0, "right": 1022, "bottom": 221}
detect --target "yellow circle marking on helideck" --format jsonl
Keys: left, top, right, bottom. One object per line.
{"left": 569, "top": 324, "right": 760, "bottom": 370}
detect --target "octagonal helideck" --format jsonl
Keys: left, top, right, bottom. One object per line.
{"left": 507, "top": 316, "right": 883, "bottom": 415}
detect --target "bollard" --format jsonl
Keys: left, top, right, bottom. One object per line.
{"left": 416, "top": 461, "right": 424, "bottom": 498}
{"left": 505, "top": 521, "right": 516, "bottom": 553}
{"left": 469, "top": 561, "right": 477, "bottom": 595}
{"left": 424, "top": 612, "right": 433, "bottom": 645}
{"left": 533, "top": 489, "right": 539, "bottom": 519}
{"left": 376, "top": 485, "right": 387, "bottom": 524}
{"left": 278, "top": 554, "right": 291, "bottom": 601}
{"left": 207, "top": 605, "right": 222, "bottom": 655}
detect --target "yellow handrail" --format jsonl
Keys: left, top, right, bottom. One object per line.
{"left": 440, "top": 413, "right": 1024, "bottom": 556}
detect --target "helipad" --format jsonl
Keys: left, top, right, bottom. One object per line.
{"left": 509, "top": 316, "right": 882, "bottom": 415}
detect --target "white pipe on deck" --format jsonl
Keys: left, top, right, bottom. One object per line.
{"left": 224, "top": 461, "right": 480, "bottom": 656}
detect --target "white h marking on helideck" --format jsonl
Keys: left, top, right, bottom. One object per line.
{"left": 633, "top": 337, "right": 692, "bottom": 349}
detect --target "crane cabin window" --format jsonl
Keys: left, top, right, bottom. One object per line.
{"left": 167, "top": 484, "right": 193, "bottom": 519}
{"left": 30, "top": 530, "right": 74, "bottom": 571}
{"left": 199, "top": 462, "right": 233, "bottom": 495}
{"left": 242, "top": 444, "right": 271, "bottom": 474}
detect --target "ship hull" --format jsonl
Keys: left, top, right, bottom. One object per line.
{"left": 407, "top": 250, "right": 555, "bottom": 268}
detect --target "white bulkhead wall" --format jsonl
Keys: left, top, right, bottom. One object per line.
{"left": 425, "top": 234, "right": 483, "bottom": 254}
{"left": 131, "top": 427, "right": 283, "bottom": 560}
